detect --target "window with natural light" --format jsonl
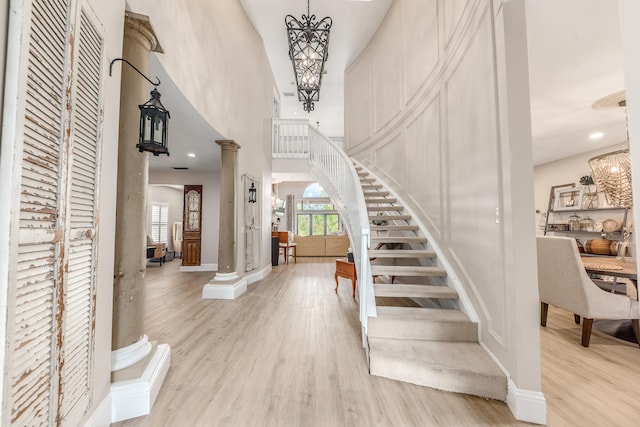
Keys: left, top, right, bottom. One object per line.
{"left": 151, "top": 203, "right": 169, "bottom": 243}
{"left": 296, "top": 183, "right": 341, "bottom": 236}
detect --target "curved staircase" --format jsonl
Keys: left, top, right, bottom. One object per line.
{"left": 357, "top": 164, "right": 507, "bottom": 401}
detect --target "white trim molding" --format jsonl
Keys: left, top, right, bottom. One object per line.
{"left": 246, "top": 264, "right": 271, "bottom": 285}
{"left": 111, "top": 334, "right": 152, "bottom": 371}
{"left": 213, "top": 271, "right": 239, "bottom": 281}
{"left": 82, "top": 393, "right": 111, "bottom": 427}
{"left": 111, "top": 343, "right": 171, "bottom": 423}
{"left": 179, "top": 263, "right": 217, "bottom": 272}
{"left": 506, "top": 379, "right": 547, "bottom": 425}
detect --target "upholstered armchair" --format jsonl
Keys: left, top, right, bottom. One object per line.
{"left": 146, "top": 236, "right": 167, "bottom": 265}
{"left": 536, "top": 236, "right": 640, "bottom": 347}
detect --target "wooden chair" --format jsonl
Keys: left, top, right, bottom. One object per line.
{"left": 278, "top": 231, "right": 297, "bottom": 264}
{"left": 536, "top": 236, "right": 640, "bottom": 347}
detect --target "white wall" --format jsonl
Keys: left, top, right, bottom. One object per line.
{"left": 0, "top": 1, "right": 7, "bottom": 134}
{"left": 344, "top": 0, "right": 543, "bottom": 416}
{"left": 150, "top": 171, "right": 220, "bottom": 266}
{"left": 128, "top": 0, "right": 277, "bottom": 276}
{"left": 148, "top": 185, "right": 183, "bottom": 252}
{"left": 83, "top": 0, "right": 127, "bottom": 423}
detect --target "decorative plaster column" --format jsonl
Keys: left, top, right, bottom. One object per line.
{"left": 203, "top": 140, "right": 248, "bottom": 299}
{"left": 110, "top": 12, "right": 170, "bottom": 423}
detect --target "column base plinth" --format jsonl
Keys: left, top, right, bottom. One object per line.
{"left": 111, "top": 343, "right": 171, "bottom": 423}
{"left": 202, "top": 274, "right": 247, "bottom": 299}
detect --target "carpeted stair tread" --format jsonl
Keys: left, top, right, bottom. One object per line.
{"left": 369, "top": 214, "right": 411, "bottom": 221}
{"left": 371, "top": 265, "right": 446, "bottom": 277}
{"left": 366, "top": 198, "right": 398, "bottom": 204}
{"left": 364, "top": 191, "right": 390, "bottom": 197}
{"left": 374, "top": 284, "right": 458, "bottom": 299}
{"left": 368, "top": 206, "right": 405, "bottom": 212}
{"left": 368, "top": 338, "right": 507, "bottom": 401}
{"left": 370, "top": 236, "right": 426, "bottom": 244}
{"left": 374, "top": 306, "right": 468, "bottom": 321}
{"left": 362, "top": 184, "right": 383, "bottom": 190}
{"left": 370, "top": 224, "right": 419, "bottom": 231}
{"left": 369, "top": 249, "right": 436, "bottom": 258}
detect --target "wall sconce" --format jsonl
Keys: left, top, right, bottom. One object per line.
{"left": 109, "top": 58, "right": 171, "bottom": 156}
{"left": 248, "top": 182, "right": 257, "bottom": 203}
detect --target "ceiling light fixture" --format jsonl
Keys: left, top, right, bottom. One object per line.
{"left": 285, "top": 0, "right": 332, "bottom": 112}
{"left": 589, "top": 132, "right": 604, "bottom": 140}
{"left": 187, "top": 153, "right": 197, "bottom": 158}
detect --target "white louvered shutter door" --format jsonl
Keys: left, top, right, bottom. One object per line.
{"left": 7, "top": 0, "right": 72, "bottom": 425}
{"left": 57, "top": 6, "right": 104, "bottom": 425}
{"left": 2, "top": 0, "right": 105, "bottom": 425}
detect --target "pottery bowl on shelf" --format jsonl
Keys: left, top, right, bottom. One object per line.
{"left": 602, "top": 219, "right": 622, "bottom": 233}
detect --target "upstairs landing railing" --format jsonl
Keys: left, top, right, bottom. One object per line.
{"left": 272, "top": 119, "right": 376, "bottom": 336}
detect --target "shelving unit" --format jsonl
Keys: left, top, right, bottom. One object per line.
{"left": 543, "top": 207, "right": 629, "bottom": 237}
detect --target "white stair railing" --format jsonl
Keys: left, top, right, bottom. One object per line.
{"left": 272, "top": 118, "right": 309, "bottom": 158}
{"left": 272, "top": 119, "right": 376, "bottom": 334}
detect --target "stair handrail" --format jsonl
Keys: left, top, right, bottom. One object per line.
{"left": 307, "top": 125, "right": 375, "bottom": 332}
{"left": 272, "top": 118, "right": 376, "bottom": 332}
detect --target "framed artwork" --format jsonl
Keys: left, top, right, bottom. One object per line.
{"left": 553, "top": 186, "right": 583, "bottom": 210}
{"left": 547, "top": 183, "right": 575, "bottom": 212}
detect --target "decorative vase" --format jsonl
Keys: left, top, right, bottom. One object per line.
{"left": 584, "top": 192, "right": 599, "bottom": 209}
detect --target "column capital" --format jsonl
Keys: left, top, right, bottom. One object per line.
{"left": 216, "top": 139, "right": 241, "bottom": 151}
{"left": 124, "top": 11, "right": 163, "bottom": 53}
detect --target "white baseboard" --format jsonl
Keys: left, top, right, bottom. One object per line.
{"left": 180, "top": 263, "right": 217, "bottom": 272}
{"left": 202, "top": 278, "right": 248, "bottom": 299}
{"left": 506, "top": 379, "right": 547, "bottom": 425}
{"left": 245, "top": 264, "right": 271, "bottom": 285}
{"left": 82, "top": 393, "right": 111, "bottom": 427}
{"left": 111, "top": 343, "right": 171, "bottom": 423}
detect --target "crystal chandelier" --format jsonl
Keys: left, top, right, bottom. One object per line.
{"left": 285, "top": 0, "right": 332, "bottom": 112}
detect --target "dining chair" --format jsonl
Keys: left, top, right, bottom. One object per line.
{"left": 536, "top": 236, "right": 640, "bottom": 347}
{"left": 278, "top": 231, "right": 297, "bottom": 264}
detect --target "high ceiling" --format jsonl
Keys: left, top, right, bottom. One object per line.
{"left": 149, "top": 0, "right": 628, "bottom": 175}
{"left": 526, "top": 0, "right": 627, "bottom": 166}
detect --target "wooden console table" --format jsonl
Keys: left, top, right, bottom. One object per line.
{"left": 335, "top": 258, "right": 357, "bottom": 299}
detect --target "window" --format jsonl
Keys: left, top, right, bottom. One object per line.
{"left": 151, "top": 203, "right": 169, "bottom": 243}
{"left": 296, "top": 183, "right": 341, "bottom": 236}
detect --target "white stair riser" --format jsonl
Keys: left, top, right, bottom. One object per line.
{"left": 369, "top": 353, "right": 507, "bottom": 401}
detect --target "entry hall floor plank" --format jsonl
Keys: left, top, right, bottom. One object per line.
{"left": 114, "top": 258, "right": 526, "bottom": 426}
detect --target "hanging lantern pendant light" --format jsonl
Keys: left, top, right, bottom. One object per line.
{"left": 138, "top": 87, "right": 171, "bottom": 156}
{"left": 285, "top": 0, "right": 332, "bottom": 112}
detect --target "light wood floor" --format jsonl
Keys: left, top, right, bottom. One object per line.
{"left": 112, "top": 258, "right": 640, "bottom": 427}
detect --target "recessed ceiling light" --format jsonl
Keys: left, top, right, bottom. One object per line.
{"left": 187, "top": 153, "right": 197, "bottom": 158}
{"left": 589, "top": 132, "right": 604, "bottom": 140}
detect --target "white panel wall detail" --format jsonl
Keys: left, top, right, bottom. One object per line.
{"left": 445, "top": 9, "right": 506, "bottom": 342}
{"left": 406, "top": 96, "right": 443, "bottom": 239}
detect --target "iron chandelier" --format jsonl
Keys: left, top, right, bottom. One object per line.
{"left": 285, "top": 0, "right": 332, "bottom": 112}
